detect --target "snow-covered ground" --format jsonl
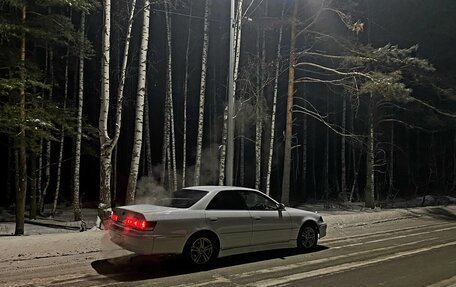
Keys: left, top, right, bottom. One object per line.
{"left": 0, "top": 204, "right": 455, "bottom": 286}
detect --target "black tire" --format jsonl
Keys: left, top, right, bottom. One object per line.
{"left": 184, "top": 233, "right": 219, "bottom": 267}
{"left": 297, "top": 223, "right": 318, "bottom": 251}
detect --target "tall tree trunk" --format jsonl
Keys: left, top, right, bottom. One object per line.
{"left": 16, "top": 5, "right": 27, "bottom": 235}
{"left": 161, "top": 96, "right": 170, "bottom": 188}
{"left": 163, "top": 3, "right": 177, "bottom": 191}
{"left": 219, "top": 106, "right": 228, "bottom": 185}
{"left": 169, "top": 89, "right": 177, "bottom": 191}
{"left": 72, "top": 12, "right": 85, "bottom": 221}
{"left": 126, "top": 0, "right": 150, "bottom": 204}
{"left": 254, "top": 23, "right": 263, "bottom": 191}
{"left": 240, "top": 120, "right": 245, "bottom": 186}
{"left": 266, "top": 3, "right": 284, "bottom": 196}
{"left": 233, "top": 0, "right": 243, "bottom": 96}
{"left": 52, "top": 48, "right": 70, "bottom": 217}
{"left": 282, "top": 0, "right": 299, "bottom": 205}
{"left": 37, "top": 138, "right": 42, "bottom": 213}
{"left": 98, "top": 0, "right": 135, "bottom": 219}
{"left": 281, "top": 0, "right": 298, "bottom": 205}
{"left": 181, "top": 3, "right": 193, "bottom": 188}
{"left": 194, "top": 0, "right": 211, "bottom": 186}
{"left": 99, "top": 0, "right": 113, "bottom": 218}
{"left": 365, "top": 97, "right": 375, "bottom": 208}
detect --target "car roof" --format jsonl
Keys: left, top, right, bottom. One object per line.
{"left": 182, "top": 185, "right": 260, "bottom": 193}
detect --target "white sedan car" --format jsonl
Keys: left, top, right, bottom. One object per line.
{"left": 109, "top": 186, "right": 327, "bottom": 266}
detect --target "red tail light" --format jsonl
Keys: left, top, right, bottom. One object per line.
{"left": 123, "top": 216, "right": 156, "bottom": 230}
{"left": 111, "top": 213, "right": 119, "bottom": 221}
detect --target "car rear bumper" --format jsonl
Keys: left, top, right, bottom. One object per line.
{"left": 109, "top": 226, "right": 155, "bottom": 255}
{"left": 109, "top": 221, "right": 187, "bottom": 255}
{"left": 318, "top": 222, "right": 327, "bottom": 238}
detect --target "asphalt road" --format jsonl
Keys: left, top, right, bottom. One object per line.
{"left": 1, "top": 208, "right": 456, "bottom": 287}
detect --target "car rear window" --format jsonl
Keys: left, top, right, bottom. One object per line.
{"left": 156, "top": 189, "right": 208, "bottom": 208}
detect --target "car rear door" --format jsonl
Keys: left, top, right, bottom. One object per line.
{"left": 205, "top": 190, "right": 252, "bottom": 250}
{"left": 240, "top": 191, "right": 292, "bottom": 246}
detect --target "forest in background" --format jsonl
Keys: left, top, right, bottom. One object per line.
{"left": 1, "top": 0, "right": 455, "bottom": 235}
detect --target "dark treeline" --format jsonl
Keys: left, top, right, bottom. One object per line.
{"left": 1, "top": 0, "right": 455, "bottom": 234}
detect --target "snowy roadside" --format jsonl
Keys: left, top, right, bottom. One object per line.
{"left": 0, "top": 204, "right": 454, "bottom": 266}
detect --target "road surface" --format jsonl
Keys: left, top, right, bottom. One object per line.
{"left": 1, "top": 206, "right": 455, "bottom": 287}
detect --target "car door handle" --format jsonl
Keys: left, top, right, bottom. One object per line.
{"left": 253, "top": 216, "right": 261, "bottom": 220}
{"left": 208, "top": 217, "right": 218, "bottom": 222}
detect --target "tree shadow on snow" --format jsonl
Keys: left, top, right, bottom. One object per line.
{"left": 91, "top": 245, "right": 329, "bottom": 282}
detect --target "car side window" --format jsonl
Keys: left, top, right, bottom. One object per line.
{"left": 240, "top": 191, "right": 278, "bottom": 211}
{"left": 206, "top": 191, "right": 248, "bottom": 210}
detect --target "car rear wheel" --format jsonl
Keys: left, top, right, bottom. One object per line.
{"left": 184, "top": 233, "right": 218, "bottom": 267}
{"left": 297, "top": 224, "right": 318, "bottom": 251}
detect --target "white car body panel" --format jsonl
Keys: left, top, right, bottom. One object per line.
{"left": 249, "top": 210, "right": 292, "bottom": 245}
{"left": 109, "top": 186, "right": 327, "bottom": 258}
{"left": 205, "top": 210, "right": 252, "bottom": 250}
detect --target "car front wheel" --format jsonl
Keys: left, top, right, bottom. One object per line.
{"left": 297, "top": 224, "right": 318, "bottom": 251}
{"left": 184, "top": 233, "right": 218, "bottom": 267}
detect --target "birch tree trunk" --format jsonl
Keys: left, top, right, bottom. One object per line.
{"left": 219, "top": 106, "right": 228, "bottom": 185}
{"left": 181, "top": 3, "right": 193, "bottom": 188}
{"left": 169, "top": 90, "right": 177, "bottom": 191}
{"left": 254, "top": 24, "right": 262, "bottom": 191}
{"left": 52, "top": 48, "right": 70, "bottom": 217}
{"left": 365, "top": 97, "right": 375, "bottom": 208}
{"left": 194, "top": 0, "right": 211, "bottom": 186}
{"left": 16, "top": 5, "right": 27, "bottom": 235}
{"left": 37, "top": 138, "right": 42, "bottom": 213}
{"left": 163, "top": 3, "right": 177, "bottom": 191}
{"left": 233, "top": 0, "right": 243, "bottom": 95}
{"left": 281, "top": 0, "right": 298, "bottom": 205}
{"left": 161, "top": 95, "right": 170, "bottom": 187}
{"left": 98, "top": 0, "right": 135, "bottom": 219}
{"left": 266, "top": 4, "right": 284, "bottom": 196}
{"left": 126, "top": 0, "right": 150, "bottom": 204}
{"left": 240, "top": 120, "right": 245, "bottom": 186}
{"left": 98, "top": 0, "right": 113, "bottom": 218}
{"left": 72, "top": 11, "right": 85, "bottom": 221}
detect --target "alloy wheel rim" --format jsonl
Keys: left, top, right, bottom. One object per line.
{"left": 301, "top": 227, "right": 316, "bottom": 248}
{"left": 190, "top": 237, "right": 213, "bottom": 264}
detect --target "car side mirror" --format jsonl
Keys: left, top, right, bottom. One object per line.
{"left": 277, "top": 203, "right": 285, "bottom": 211}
